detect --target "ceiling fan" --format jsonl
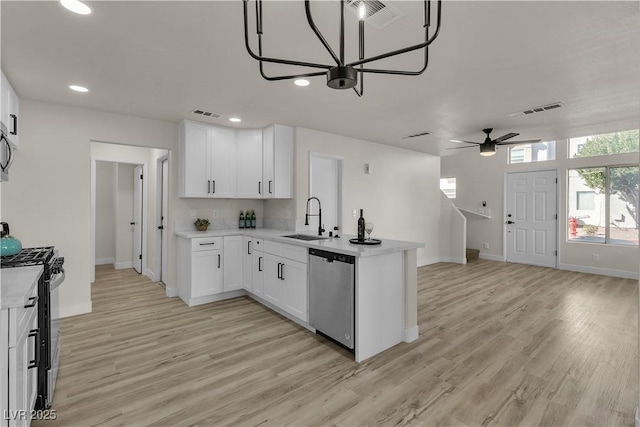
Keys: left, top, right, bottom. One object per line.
{"left": 448, "top": 128, "right": 541, "bottom": 156}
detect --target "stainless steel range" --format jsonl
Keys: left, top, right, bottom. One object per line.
{"left": 0, "top": 247, "right": 65, "bottom": 409}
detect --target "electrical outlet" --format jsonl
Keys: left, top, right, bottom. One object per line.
{"left": 190, "top": 210, "right": 197, "bottom": 219}
{"left": 285, "top": 210, "right": 292, "bottom": 219}
{"left": 212, "top": 210, "right": 219, "bottom": 219}
{"left": 353, "top": 209, "right": 357, "bottom": 217}
{"left": 483, "top": 242, "right": 489, "bottom": 249}
{"left": 592, "top": 254, "right": 599, "bottom": 261}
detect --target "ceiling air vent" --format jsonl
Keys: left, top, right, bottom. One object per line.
{"left": 402, "top": 131, "right": 431, "bottom": 139}
{"left": 192, "top": 109, "right": 223, "bottom": 119}
{"left": 345, "top": 0, "right": 404, "bottom": 30}
{"left": 507, "top": 102, "right": 565, "bottom": 118}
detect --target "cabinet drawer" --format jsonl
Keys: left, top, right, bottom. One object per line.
{"left": 283, "top": 244, "right": 308, "bottom": 264}
{"left": 253, "top": 238, "right": 263, "bottom": 251}
{"left": 191, "top": 237, "right": 223, "bottom": 252}
{"left": 9, "top": 287, "right": 39, "bottom": 348}
{"left": 263, "top": 239, "right": 283, "bottom": 256}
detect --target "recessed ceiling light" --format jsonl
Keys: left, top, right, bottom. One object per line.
{"left": 69, "top": 85, "right": 89, "bottom": 93}
{"left": 229, "top": 117, "right": 242, "bottom": 123}
{"left": 294, "top": 79, "right": 310, "bottom": 87}
{"left": 60, "top": 0, "right": 92, "bottom": 15}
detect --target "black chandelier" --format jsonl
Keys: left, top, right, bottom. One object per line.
{"left": 242, "top": 0, "right": 442, "bottom": 97}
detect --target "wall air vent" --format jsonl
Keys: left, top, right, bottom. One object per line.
{"left": 192, "top": 109, "right": 223, "bottom": 119}
{"left": 507, "top": 102, "right": 565, "bottom": 118}
{"left": 402, "top": 131, "right": 431, "bottom": 139}
{"left": 345, "top": 0, "right": 404, "bottom": 30}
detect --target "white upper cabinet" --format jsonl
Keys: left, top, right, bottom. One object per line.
{"left": 1, "top": 70, "right": 20, "bottom": 148}
{"left": 262, "top": 124, "right": 293, "bottom": 199}
{"left": 179, "top": 120, "right": 236, "bottom": 198}
{"left": 236, "top": 129, "right": 263, "bottom": 199}
{"left": 179, "top": 120, "right": 293, "bottom": 199}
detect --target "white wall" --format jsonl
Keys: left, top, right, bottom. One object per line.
{"left": 95, "top": 161, "right": 116, "bottom": 263}
{"left": 441, "top": 139, "right": 639, "bottom": 278}
{"left": 265, "top": 127, "right": 442, "bottom": 265}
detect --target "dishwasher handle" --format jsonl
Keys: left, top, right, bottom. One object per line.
{"left": 309, "top": 248, "right": 355, "bottom": 265}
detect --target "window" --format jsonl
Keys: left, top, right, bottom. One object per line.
{"left": 440, "top": 178, "right": 456, "bottom": 199}
{"left": 568, "top": 166, "right": 638, "bottom": 246}
{"left": 576, "top": 191, "right": 596, "bottom": 210}
{"left": 569, "top": 129, "right": 639, "bottom": 158}
{"left": 509, "top": 141, "right": 556, "bottom": 164}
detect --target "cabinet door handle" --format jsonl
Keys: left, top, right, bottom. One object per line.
{"left": 269, "top": 180, "right": 272, "bottom": 194}
{"left": 24, "top": 296, "right": 38, "bottom": 309}
{"left": 247, "top": 241, "right": 252, "bottom": 255}
{"left": 218, "top": 254, "right": 221, "bottom": 268}
{"left": 199, "top": 242, "right": 216, "bottom": 246}
{"left": 10, "top": 114, "right": 17, "bottom": 136}
{"left": 281, "top": 263, "right": 285, "bottom": 281}
{"left": 258, "top": 181, "right": 261, "bottom": 195}
{"left": 277, "top": 262, "right": 281, "bottom": 279}
{"left": 207, "top": 180, "right": 211, "bottom": 194}
{"left": 212, "top": 180, "right": 216, "bottom": 194}
{"left": 258, "top": 256, "right": 263, "bottom": 272}
{"left": 27, "top": 328, "right": 40, "bottom": 369}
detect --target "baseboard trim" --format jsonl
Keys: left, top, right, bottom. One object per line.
{"left": 247, "top": 293, "right": 315, "bottom": 332}
{"left": 146, "top": 268, "right": 156, "bottom": 282}
{"left": 479, "top": 253, "right": 505, "bottom": 262}
{"left": 403, "top": 325, "right": 419, "bottom": 343}
{"left": 558, "top": 262, "right": 639, "bottom": 280}
{"left": 95, "top": 257, "right": 114, "bottom": 266}
{"left": 114, "top": 261, "right": 134, "bottom": 270}
{"left": 165, "top": 287, "right": 178, "bottom": 298}
{"left": 418, "top": 257, "right": 466, "bottom": 267}
{"left": 184, "top": 290, "right": 246, "bottom": 307}
{"left": 60, "top": 301, "right": 92, "bottom": 318}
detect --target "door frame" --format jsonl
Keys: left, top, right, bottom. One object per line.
{"left": 309, "top": 152, "right": 344, "bottom": 233}
{"left": 133, "top": 165, "right": 144, "bottom": 274}
{"left": 503, "top": 169, "right": 559, "bottom": 267}
{"left": 155, "top": 154, "right": 169, "bottom": 285}
{"left": 90, "top": 156, "right": 149, "bottom": 283}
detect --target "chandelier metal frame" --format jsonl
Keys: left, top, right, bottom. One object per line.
{"left": 242, "top": 0, "right": 442, "bottom": 97}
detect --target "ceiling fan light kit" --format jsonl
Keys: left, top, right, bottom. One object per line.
{"left": 449, "top": 128, "right": 542, "bottom": 157}
{"left": 242, "top": 0, "right": 442, "bottom": 97}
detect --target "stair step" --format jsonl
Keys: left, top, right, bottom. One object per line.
{"left": 466, "top": 248, "right": 480, "bottom": 262}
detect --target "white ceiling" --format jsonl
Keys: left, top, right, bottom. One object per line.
{"left": 2, "top": 1, "right": 638, "bottom": 156}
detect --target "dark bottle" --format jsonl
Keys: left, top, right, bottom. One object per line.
{"left": 251, "top": 210, "right": 257, "bottom": 229}
{"left": 239, "top": 211, "right": 245, "bottom": 229}
{"left": 357, "top": 209, "right": 365, "bottom": 242}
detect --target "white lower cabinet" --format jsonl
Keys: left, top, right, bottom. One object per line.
{"left": 223, "top": 236, "right": 243, "bottom": 292}
{"left": 262, "top": 241, "right": 308, "bottom": 322}
{"left": 242, "top": 236, "right": 253, "bottom": 292}
{"left": 177, "top": 237, "right": 224, "bottom": 305}
{"left": 1, "top": 283, "right": 39, "bottom": 427}
{"left": 281, "top": 259, "right": 308, "bottom": 322}
{"left": 263, "top": 253, "right": 285, "bottom": 307}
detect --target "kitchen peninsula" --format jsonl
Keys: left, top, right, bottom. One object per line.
{"left": 175, "top": 228, "right": 424, "bottom": 362}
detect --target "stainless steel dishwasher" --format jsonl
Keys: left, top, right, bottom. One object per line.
{"left": 309, "top": 248, "right": 355, "bottom": 350}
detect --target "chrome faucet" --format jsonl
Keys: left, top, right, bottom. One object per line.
{"left": 305, "top": 197, "right": 325, "bottom": 236}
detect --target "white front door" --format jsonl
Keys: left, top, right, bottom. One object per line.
{"left": 160, "top": 159, "right": 169, "bottom": 283}
{"left": 505, "top": 170, "right": 557, "bottom": 268}
{"left": 133, "top": 165, "right": 143, "bottom": 274}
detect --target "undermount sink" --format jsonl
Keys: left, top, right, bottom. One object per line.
{"left": 282, "top": 234, "right": 328, "bottom": 241}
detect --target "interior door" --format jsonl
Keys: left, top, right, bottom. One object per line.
{"left": 133, "top": 165, "right": 143, "bottom": 274}
{"left": 160, "top": 159, "right": 169, "bottom": 283}
{"left": 506, "top": 170, "right": 557, "bottom": 268}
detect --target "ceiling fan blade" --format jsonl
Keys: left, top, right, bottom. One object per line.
{"left": 452, "top": 140, "right": 482, "bottom": 145}
{"left": 447, "top": 145, "right": 477, "bottom": 150}
{"left": 493, "top": 132, "right": 519, "bottom": 143}
{"left": 496, "top": 139, "right": 542, "bottom": 146}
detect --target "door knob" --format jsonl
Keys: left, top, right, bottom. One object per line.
{"left": 507, "top": 220, "right": 515, "bottom": 224}
{"left": 130, "top": 222, "right": 136, "bottom": 225}
{"left": 157, "top": 225, "right": 164, "bottom": 230}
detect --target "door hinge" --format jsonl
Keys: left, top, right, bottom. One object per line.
{"left": 140, "top": 174, "right": 143, "bottom": 180}
{"left": 139, "top": 254, "right": 142, "bottom": 260}
{"left": 555, "top": 178, "right": 558, "bottom": 183}
{"left": 555, "top": 250, "right": 557, "bottom": 256}
{"left": 555, "top": 214, "right": 558, "bottom": 220}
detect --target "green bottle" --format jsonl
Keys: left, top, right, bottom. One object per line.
{"left": 251, "top": 210, "right": 257, "bottom": 228}
{"left": 239, "top": 211, "right": 245, "bottom": 229}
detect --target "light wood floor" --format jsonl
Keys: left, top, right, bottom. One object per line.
{"left": 35, "top": 260, "right": 638, "bottom": 426}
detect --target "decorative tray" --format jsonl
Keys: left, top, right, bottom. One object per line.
{"left": 349, "top": 238, "right": 382, "bottom": 245}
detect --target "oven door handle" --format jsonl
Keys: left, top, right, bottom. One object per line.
{"left": 50, "top": 269, "right": 66, "bottom": 290}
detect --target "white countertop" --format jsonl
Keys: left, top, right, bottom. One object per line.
{"left": 175, "top": 228, "right": 424, "bottom": 257}
{"left": 1, "top": 265, "right": 43, "bottom": 310}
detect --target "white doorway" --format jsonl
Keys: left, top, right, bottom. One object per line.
{"left": 505, "top": 170, "right": 558, "bottom": 268}
{"left": 309, "top": 152, "right": 343, "bottom": 234}
{"left": 133, "top": 165, "right": 143, "bottom": 274}
{"left": 156, "top": 157, "right": 169, "bottom": 284}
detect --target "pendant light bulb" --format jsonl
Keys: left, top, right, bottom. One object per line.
{"left": 358, "top": 2, "right": 366, "bottom": 20}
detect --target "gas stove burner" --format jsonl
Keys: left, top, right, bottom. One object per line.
{"left": 1, "top": 246, "right": 55, "bottom": 267}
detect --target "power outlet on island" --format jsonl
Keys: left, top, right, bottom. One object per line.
{"left": 483, "top": 242, "right": 489, "bottom": 249}
{"left": 592, "top": 254, "right": 599, "bottom": 262}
